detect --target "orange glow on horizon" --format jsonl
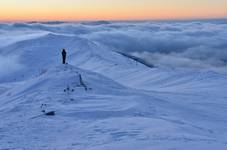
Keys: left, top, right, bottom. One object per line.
{"left": 0, "top": 0, "right": 227, "bottom": 21}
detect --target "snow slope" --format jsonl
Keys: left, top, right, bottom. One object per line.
{"left": 0, "top": 30, "right": 227, "bottom": 149}
{"left": 1, "top": 64, "right": 227, "bottom": 150}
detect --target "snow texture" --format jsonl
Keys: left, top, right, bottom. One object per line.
{"left": 0, "top": 21, "right": 227, "bottom": 150}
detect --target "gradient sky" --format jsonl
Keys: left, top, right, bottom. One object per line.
{"left": 1, "top": 0, "right": 227, "bottom": 21}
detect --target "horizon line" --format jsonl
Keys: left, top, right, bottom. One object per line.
{"left": 1, "top": 17, "right": 227, "bottom": 23}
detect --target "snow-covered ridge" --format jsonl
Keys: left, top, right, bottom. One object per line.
{"left": 1, "top": 64, "right": 125, "bottom": 98}
{"left": 1, "top": 22, "right": 227, "bottom": 149}
{"left": 1, "top": 32, "right": 226, "bottom": 94}
{"left": 2, "top": 20, "right": 227, "bottom": 74}
{"left": 1, "top": 63, "right": 227, "bottom": 149}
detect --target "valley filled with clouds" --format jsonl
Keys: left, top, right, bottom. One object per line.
{"left": 1, "top": 20, "right": 227, "bottom": 75}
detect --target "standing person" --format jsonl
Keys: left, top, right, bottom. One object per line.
{"left": 62, "top": 49, "right": 67, "bottom": 64}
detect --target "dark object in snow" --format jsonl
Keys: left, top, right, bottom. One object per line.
{"left": 41, "top": 104, "right": 47, "bottom": 113}
{"left": 64, "top": 85, "right": 74, "bottom": 94}
{"left": 66, "top": 86, "right": 70, "bottom": 91}
{"left": 30, "top": 111, "right": 56, "bottom": 119}
{"left": 62, "top": 49, "right": 67, "bottom": 64}
{"left": 117, "top": 51, "right": 155, "bottom": 68}
{"left": 79, "top": 74, "right": 88, "bottom": 91}
{"left": 45, "top": 111, "right": 55, "bottom": 116}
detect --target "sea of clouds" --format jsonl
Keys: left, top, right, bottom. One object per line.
{"left": 0, "top": 20, "right": 227, "bottom": 75}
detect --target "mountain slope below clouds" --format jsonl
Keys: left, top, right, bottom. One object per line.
{"left": 1, "top": 32, "right": 226, "bottom": 96}
{"left": 0, "top": 33, "right": 227, "bottom": 149}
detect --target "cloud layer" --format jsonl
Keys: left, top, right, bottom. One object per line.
{"left": 0, "top": 20, "right": 227, "bottom": 75}
{"left": 84, "top": 20, "right": 227, "bottom": 74}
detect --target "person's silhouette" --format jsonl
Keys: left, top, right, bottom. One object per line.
{"left": 62, "top": 49, "right": 67, "bottom": 64}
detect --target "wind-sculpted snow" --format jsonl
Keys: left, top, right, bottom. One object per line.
{"left": 1, "top": 20, "right": 227, "bottom": 149}
{"left": 1, "top": 65, "right": 227, "bottom": 149}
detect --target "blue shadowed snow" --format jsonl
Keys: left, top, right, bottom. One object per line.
{"left": 0, "top": 21, "right": 227, "bottom": 150}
